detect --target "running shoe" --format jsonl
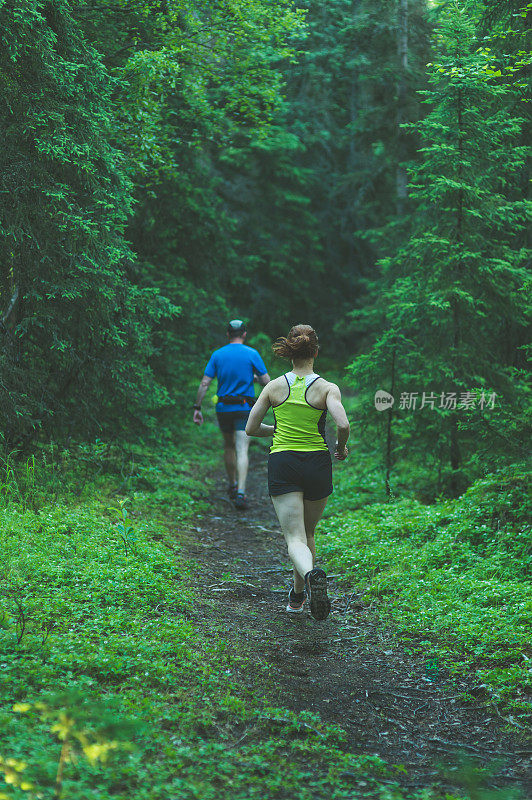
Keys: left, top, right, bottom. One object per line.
{"left": 304, "top": 568, "right": 331, "bottom": 621}
{"left": 227, "top": 483, "right": 238, "bottom": 500}
{"left": 286, "top": 588, "right": 305, "bottom": 613}
{"left": 234, "top": 492, "right": 248, "bottom": 510}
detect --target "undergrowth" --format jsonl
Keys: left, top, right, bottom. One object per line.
{"left": 0, "top": 414, "right": 528, "bottom": 799}
{"left": 0, "top": 422, "right": 447, "bottom": 800}
{"left": 322, "top": 462, "right": 531, "bottom": 722}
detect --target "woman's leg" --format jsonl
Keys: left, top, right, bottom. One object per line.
{"left": 271, "top": 492, "right": 314, "bottom": 591}
{"left": 288, "top": 497, "right": 328, "bottom": 589}
{"left": 303, "top": 496, "right": 329, "bottom": 569}
{"left": 234, "top": 430, "right": 250, "bottom": 494}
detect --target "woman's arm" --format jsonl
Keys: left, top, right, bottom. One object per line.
{"left": 245, "top": 387, "right": 274, "bottom": 438}
{"left": 326, "top": 383, "right": 350, "bottom": 459}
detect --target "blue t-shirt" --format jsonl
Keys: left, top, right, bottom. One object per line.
{"left": 205, "top": 343, "right": 267, "bottom": 413}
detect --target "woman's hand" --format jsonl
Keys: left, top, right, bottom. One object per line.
{"left": 193, "top": 409, "right": 204, "bottom": 425}
{"left": 334, "top": 443, "right": 348, "bottom": 460}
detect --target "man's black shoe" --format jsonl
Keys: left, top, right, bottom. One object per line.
{"left": 304, "top": 568, "right": 331, "bottom": 621}
{"left": 234, "top": 492, "right": 249, "bottom": 510}
{"left": 227, "top": 483, "right": 238, "bottom": 500}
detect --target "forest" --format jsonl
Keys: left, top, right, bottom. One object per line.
{"left": 0, "top": 1, "right": 530, "bottom": 798}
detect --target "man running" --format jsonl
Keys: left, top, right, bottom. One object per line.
{"left": 193, "top": 320, "right": 270, "bottom": 509}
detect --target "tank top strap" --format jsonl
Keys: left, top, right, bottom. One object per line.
{"left": 305, "top": 373, "right": 320, "bottom": 388}
{"left": 285, "top": 371, "right": 297, "bottom": 387}
{"left": 285, "top": 371, "right": 320, "bottom": 388}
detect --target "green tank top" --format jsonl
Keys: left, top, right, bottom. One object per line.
{"left": 270, "top": 372, "right": 328, "bottom": 453}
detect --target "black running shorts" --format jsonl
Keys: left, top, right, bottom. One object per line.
{"left": 268, "top": 450, "right": 333, "bottom": 501}
{"left": 217, "top": 410, "right": 250, "bottom": 433}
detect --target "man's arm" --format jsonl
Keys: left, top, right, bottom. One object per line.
{"left": 245, "top": 386, "right": 274, "bottom": 437}
{"left": 193, "top": 375, "right": 213, "bottom": 425}
{"left": 252, "top": 350, "right": 270, "bottom": 388}
{"left": 326, "top": 383, "right": 350, "bottom": 459}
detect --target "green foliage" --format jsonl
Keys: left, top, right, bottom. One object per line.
{"left": 0, "top": 431, "right": 527, "bottom": 798}
{"left": 0, "top": 1, "right": 530, "bottom": 794}
{"left": 0, "top": 452, "right": 36, "bottom": 512}
{"left": 75, "top": 0, "right": 312, "bottom": 412}
{"left": 0, "top": 440, "right": 442, "bottom": 800}
{"left": 2, "top": 0, "right": 528, "bottom": 498}
{"left": 346, "top": 0, "right": 531, "bottom": 496}
{"left": 322, "top": 464, "right": 532, "bottom": 716}
{"left": 108, "top": 498, "right": 137, "bottom": 557}
{"left": 0, "top": 0, "right": 177, "bottom": 446}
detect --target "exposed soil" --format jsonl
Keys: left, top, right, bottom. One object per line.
{"left": 185, "top": 451, "right": 532, "bottom": 798}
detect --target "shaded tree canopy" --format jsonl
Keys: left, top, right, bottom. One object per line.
{"left": 0, "top": 0, "right": 530, "bottom": 495}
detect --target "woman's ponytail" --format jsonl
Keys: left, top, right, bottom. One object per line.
{"left": 273, "top": 324, "right": 319, "bottom": 361}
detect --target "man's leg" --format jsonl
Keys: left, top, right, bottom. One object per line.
{"left": 222, "top": 431, "right": 236, "bottom": 485}
{"left": 271, "top": 492, "right": 314, "bottom": 592}
{"left": 234, "top": 429, "right": 250, "bottom": 495}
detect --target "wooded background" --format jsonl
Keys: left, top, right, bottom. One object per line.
{"left": 0, "top": 0, "right": 530, "bottom": 496}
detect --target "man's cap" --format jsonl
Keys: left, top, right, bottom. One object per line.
{"left": 227, "top": 319, "right": 247, "bottom": 334}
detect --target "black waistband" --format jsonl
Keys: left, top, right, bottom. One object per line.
{"left": 218, "top": 394, "right": 256, "bottom": 406}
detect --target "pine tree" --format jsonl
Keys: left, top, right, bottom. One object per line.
{"left": 77, "top": 0, "right": 307, "bottom": 397}
{"left": 273, "top": 0, "right": 432, "bottom": 355}
{"left": 348, "top": 1, "right": 530, "bottom": 497}
{"left": 0, "top": 0, "right": 174, "bottom": 445}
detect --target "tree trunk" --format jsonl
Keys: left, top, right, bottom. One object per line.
{"left": 396, "top": 0, "right": 408, "bottom": 214}
{"left": 450, "top": 83, "right": 464, "bottom": 497}
{"left": 385, "top": 348, "right": 396, "bottom": 497}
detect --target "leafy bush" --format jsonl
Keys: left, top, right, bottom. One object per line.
{"left": 321, "top": 466, "right": 532, "bottom": 713}
{"left": 0, "top": 437, "right": 438, "bottom": 800}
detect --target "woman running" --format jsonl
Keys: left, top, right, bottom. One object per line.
{"left": 245, "top": 324, "right": 350, "bottom": 621}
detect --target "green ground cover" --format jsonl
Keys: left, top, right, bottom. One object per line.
{"left": 0, "top": 429, "right": 441, "bottom": 800}
{"left": 321, "top": 459, "right": 531, "bottom": 720}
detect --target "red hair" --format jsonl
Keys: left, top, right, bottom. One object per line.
{"left": 273, "top": 324, "right": 319, "bottom": 360}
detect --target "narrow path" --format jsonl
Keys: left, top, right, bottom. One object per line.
{"left": 186, "top": 452, "right": 531, "bottom": 798}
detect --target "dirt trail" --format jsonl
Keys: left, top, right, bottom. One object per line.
{"left": 186, "top": 453, "right": 531, "bottom": 798}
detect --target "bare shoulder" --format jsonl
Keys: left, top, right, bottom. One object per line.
{"left": 320, "top": 379, "right": 341, "bottom": 397}
{"left": 268, "top": 374, "right": 291, "bottom": 405}
{"left": 266, "top": 375, "right": 288, "bottom": 393}
{"left": 306, "top": 375, "right": 337, "bottom": 409}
